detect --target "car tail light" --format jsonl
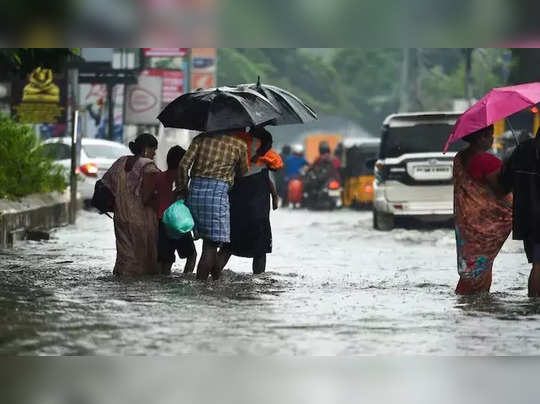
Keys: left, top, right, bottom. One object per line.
{"left": 328, "top": 180, "right": 341, "bottom": 190}
{"left": 79, "top": 163, "right": 98, "bottom": 177}
{"left": 364, "top": 184, "right": 373, "bottom": 194}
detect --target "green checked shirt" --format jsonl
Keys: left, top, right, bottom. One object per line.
{"left": 176, "top": 132, "right": 249, "bottom": 193}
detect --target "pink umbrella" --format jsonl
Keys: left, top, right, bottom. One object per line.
{"left": 443, "top": 82, "right": 540, "bottom": 152}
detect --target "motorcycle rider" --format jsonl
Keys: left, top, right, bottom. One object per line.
{"left": 284, "top": 144, "right": 309, "bottom": 207}
{"left": 303, "top": 141, "right": 342, "bottom": 209}
{"left": 284, "top": 144, "right": 309, "bottom": 182}
{"left": 311, "top": 141, "right": 341, "bottom": 182}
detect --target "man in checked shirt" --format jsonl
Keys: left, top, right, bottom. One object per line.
{"left": 176, "top": 131, "right": 249, "bottom": 281}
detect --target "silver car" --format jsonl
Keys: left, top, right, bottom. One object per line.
{"left": 372, "top": 112, "right": 465, "bottom": 230}
{"left": 42, "top": 137, "right": 132, "bottom": 201}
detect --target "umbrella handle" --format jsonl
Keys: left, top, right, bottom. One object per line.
{"left": 505, "top": 118, "right": 519, "bottom": 147}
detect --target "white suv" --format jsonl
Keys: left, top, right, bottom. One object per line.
{"left": 372, "top": 112, "right": 465, "bottom": 230}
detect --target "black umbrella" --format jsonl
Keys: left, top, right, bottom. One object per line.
{"left": 157, "top": 87, "right": 281, "bottom": 132}
{"left": 237, "top": 77, "right": 318, "bottom": 126}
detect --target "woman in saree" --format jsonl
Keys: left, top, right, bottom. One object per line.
{"left": 453, "top": 125, "right": 513, "bottom": 294}
{"left": 101, "top": 133, "right": 162, "bottom": 276}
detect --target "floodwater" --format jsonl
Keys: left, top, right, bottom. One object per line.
{"left": 1, "top": 208, "right": 540, "bottom": 355}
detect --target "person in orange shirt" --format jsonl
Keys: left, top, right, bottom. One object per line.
{"left": 215, "top": 127, "right": 283, "bottom": 275}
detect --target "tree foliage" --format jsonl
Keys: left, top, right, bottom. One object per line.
{"left": 217, "top": 48, "right": 511, "bottom": 134}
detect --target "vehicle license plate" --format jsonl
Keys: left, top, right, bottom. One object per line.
{"left": 413, "top": 165, "right": 451, "bottom": 180}
{"left": 328, "top": 189, "right": 341, "bottom": 197}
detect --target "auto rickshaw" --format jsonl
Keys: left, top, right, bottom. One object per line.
{"left": 341, "top": 137, "right": 380, "bottom": 208}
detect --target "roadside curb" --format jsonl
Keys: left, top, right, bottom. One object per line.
{"left": 0, "top": 190, "right": 82, "bottom": 248}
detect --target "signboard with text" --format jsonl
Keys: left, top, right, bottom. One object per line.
{"left": 191, "top": 48, "right": 216, "bottom": 90}
{"left": 143, "top": 69, "right": 184, "bottom": 104}
{"left": 143, "top": 48, "right": 187, "bottom": 57}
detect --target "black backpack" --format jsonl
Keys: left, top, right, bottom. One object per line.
{"left": 91, "top": 179, "right": 114, "bottom": 218}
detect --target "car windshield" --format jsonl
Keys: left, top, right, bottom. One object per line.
{"left": 42, "top": 143, "right": 72, "bottom": 160}
{"left": 380, "top": 123, "right": 466, "bottom": 158}
{"left": 83, "top": 144, "right": 130, "bottom": 159}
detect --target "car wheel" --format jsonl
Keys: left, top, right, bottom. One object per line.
{"left": 374, "top": 210, "right": 394, "bottom": 231}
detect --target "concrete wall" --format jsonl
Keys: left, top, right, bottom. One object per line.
{"left": 0, "top": 191, "right": 73, "bottom": 248}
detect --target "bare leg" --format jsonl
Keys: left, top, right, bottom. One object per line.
{"left": 528, "top": 263, "right": 540, "bottom": 297}
{"left": 183, "top": 252, "right": 197, "bottom": 274}
{"left": 215, "top": 247, "right": 232, "bottom": 275}
{"left": 197, "top": 240, "right": 218, "bottom": 281}
{"left": 253, "top": 254, "right": 266, "bottom": 274}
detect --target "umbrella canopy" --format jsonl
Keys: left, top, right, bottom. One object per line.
{"left": 157, "top": 87, "right": 281, "bottom": 133}
{"left": 444, "top": 82, "right": 540, "bottom": 151}
{"left": 237, "top": 77, "right": 318, "bottom": 125}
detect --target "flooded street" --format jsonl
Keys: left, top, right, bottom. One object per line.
{"left": 1, "top": 208, "right": 540, "bottom": 355}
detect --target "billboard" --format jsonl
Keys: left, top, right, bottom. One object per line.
{"left": 143, "top": 69, "right": 184, "bottom": 105}
{"left": 143, "top": 48, "right": 188, "bottom": 57}
{"left": 79, "top": 83, "right": 125, "bottom": 141}
{"left": 191, "top": 48, "right": 216, "bottom": 90}
{"left": 11, "top": 67, "right": 68, "bottom": 124}
{"left": 192, "top": 73, "right": 215, "bottom": 89}
{"left": 125, "top": 74, "right": 162, "bottom": 124}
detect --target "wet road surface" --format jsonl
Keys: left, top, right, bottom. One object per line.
{"left": 1, "top": 209, "right": 540, "bottom": 355}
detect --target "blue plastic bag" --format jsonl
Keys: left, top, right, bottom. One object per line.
{"left": 162, "top": 200, "right": 194, "bottom": 239}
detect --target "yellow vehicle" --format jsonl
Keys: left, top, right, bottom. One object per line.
{"left": 304, "top": 133, "right": 343, "bottom": 163}
{"left": 341, "top": 137, "right": 380, "bottom": 208}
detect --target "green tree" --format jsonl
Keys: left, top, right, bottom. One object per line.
{"left": 510, "top": 48, "right": 540, "bottom": 84}
{"left": 331, "top": 48, "right": 402, "bottom": 132}
{"left": 0, "top": 115, "right": 66, "bottom": 199}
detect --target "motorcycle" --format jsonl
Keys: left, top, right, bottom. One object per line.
{"left": 302, "top": 162, "right": 342, "bottom": 210}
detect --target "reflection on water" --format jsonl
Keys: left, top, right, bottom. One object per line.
{"left": 456, "top": 293, "right": 540, "bottom": 319}
{"left": 0, "top": 209, "right": 539, "bottom": 355}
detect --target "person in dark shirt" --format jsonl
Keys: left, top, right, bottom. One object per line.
{"left": 156, "top": 146, "right": 197, "bottom": 275}
{"left": 499, "top": 128, "right": 540, "bottom": 297}
{"left": 311, "top": 141, "right": 341, "bottom": 182}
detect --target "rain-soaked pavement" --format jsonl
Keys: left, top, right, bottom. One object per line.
{"left": 1, "top": 208, "right": 540, "bottom": 355}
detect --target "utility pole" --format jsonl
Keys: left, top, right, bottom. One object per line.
{"left": 107, "top": 82, "right": 114, "bottom": 140}
{"left": 185, "top": 48, "right": 192, "bottom": 93}
{"left": 399, "top": 48, "right": 410, "bottom": 113}
{"left": 68, "top": 66, "right": 80, "bottom": 224}
{"left": 464, "top": 48, "right": 474, "bottom": 107}
{"left": 399, "top": 48, "right": 422, "bottom": 112}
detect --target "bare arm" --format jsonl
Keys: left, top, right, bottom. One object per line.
{"left": 267, "top": 171, "right": 278, "bottom": 210}
{"left": 175, "top": 139, "right": 199, "bottom": 198}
